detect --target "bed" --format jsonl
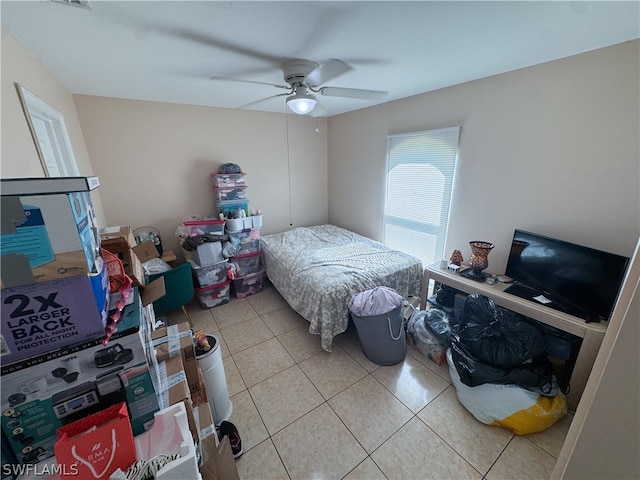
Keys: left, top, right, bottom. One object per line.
{"left": 260, "top": 224, "right": 423, "bottom": 351}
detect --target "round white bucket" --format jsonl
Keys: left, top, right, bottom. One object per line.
{"left": 196, "top": 334, "right": 233, "bottom": 425}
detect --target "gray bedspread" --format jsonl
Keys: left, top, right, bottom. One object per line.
{"left": 261, "top": 224, "right": 423, "bottom": 351}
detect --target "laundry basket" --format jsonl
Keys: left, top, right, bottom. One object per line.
{"left": 348, "top": 287, "right": 407, "bottom": 366}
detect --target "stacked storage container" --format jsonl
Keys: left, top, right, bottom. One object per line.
{"left": 211, "top": 170, "right": 265, "bottom": 299}
{"left": 0, "top": 177, "right": 161, "bottom": 467}
{"left": 211, "top": 172, "right": 249, "bottom": 220}
{"left": 179, "top": 215, "right": 230, "bottom": 309}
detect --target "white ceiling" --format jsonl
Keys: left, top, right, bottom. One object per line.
{"left": 2, "top": 1, "right": 639, "bottom": 117}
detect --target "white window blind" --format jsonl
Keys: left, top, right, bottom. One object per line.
{"left": 383, "top": 126, "right": 460, "bottom": 267}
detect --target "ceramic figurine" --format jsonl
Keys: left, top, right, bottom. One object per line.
{"left": 450, "top": 249, "right": 464, "bottom": 266}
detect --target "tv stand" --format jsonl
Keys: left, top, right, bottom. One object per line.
{"left": 422, "top": 263, "right": 608, "bottom": 410}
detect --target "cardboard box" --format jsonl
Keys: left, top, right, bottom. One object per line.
{"left": 0, "top": 270, "right": 108, "bottom": 365}
{"left": 192, "top": 241, "right": 224, "bottom": 267}
{"left": 199, "top": 435, "right": 240, "bottom": 480}
{"left": 99, "top": 225, "right": 137, "bottom": 254}
{"left": 153, "top": 356, "right": 198, "bottom": 443}
{"left": 194, "top": 402, "right": 215, "bottom": 445}
{"left": 117, "top": 248, "right": 145, "bottom": 287}
{"left": 151, "top": 322, "right": 198, "bottom": 389}
{"left": 1, "top": 187, "right": 101, "bottom": 288}
{"left": 101, "top": 238, "right": 158, "bottom": 288}
{"left": 0, "top": 289, "right": 159, "bottom": 465}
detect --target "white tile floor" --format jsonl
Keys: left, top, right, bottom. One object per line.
{"left": 166, "top": 280, "right": 572, "bottom": 480}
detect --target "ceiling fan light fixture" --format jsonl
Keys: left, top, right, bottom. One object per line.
{"left": 286, "top": 86, "right": 317, "bottom": 115}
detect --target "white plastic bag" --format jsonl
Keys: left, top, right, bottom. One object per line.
{"left": 142, "top": 258, "right": 172, "bottom": 274}
{"left": 447, "top": 349, "right": 567, "bottom": 435}
{"left": 407, "top": 310, "right": 448, "bottom": 365}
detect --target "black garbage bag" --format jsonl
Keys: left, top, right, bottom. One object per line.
{"left": 455, "top": 294, "right": 546, "bottom": 368}
{"left": 434, "top": 285, "right": 462, "bottom": 308}
{"left": 451, "top": 339, "right": 556, "bottom": 393}
{"left": 424, "top": 309, "right": 452, "bottom": 345}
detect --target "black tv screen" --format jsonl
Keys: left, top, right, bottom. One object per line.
{"left": 504, "top": 229, "right": 629, "bottom": 322}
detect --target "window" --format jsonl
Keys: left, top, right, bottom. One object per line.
{"left": 16, "top": 83, "right": 80, "bottom": 177}
{"left": 383, "top": 126, "right": 460, "bottom": 267}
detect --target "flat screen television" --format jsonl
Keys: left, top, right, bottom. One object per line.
{"left": 504, "top": 229, "right": 630, "bottom": 322}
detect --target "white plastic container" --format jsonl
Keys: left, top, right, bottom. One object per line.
{"left": 131, "top": 402, "right": 201, "bottom": 480}
{"left": 196, "top": 334, "right": 233, "bottom": 425}
{"left": 251, "top": 214, "right": 263, "bottom": 228}
{"left": 225, "top": 217, "right": 244, "bottom": 232}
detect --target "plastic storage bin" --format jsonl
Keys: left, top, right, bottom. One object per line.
{"left": 195, "top": 280, "right": 231, "bottom": 309}
{"left": 190, "top": 259, "right": 228, "bottom": 287}
{"left": 212, "top": 186, "right": 247, "bottom": 201}
{"left": 182, "top": 218, "right": 225, "bottom": 236}
{"left": 231, "top": 250, "right": 261, "bottom": 277}
{"left": 231, "top": 270, "right": 265, "bottom": 298}
{"left": 211, "top": 173, "right": 246, "bottom": 188}
{"left": 215, "top": 199, "right": 249, "bottom": 218}
{"left": 227, "top": 228, "right": 261, "bottom": 254}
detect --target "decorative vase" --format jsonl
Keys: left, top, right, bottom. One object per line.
{"left": 466, "top": 241, "right": 494, "bottom": 281}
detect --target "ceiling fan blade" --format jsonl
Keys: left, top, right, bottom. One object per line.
{"left": 306, "top": 59, "right": 352, "bottom": 86}
{"left": 210, "top": 76, "right": 290, "bottom": 89}
{"left": 319, "top": 87, "right": 388, "bottom": 100}
{"left": 159, "top": 27, "right": 283, "bottom": 67}
{"left": 237, "top": 92, "right": 290, "bottom": 110}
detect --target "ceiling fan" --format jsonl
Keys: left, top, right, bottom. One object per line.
{"left": 211, "top": 58, "right": 388, "bottom": 115}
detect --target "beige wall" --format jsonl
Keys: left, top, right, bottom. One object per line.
{"left": 327, "top": 40, "right": 640, "bottom": 271}
{"left": 0, "top": 28, "right": 106, "bottom": 224}
{"left": 72, "top": 96, "right": 328, "bottom": 256}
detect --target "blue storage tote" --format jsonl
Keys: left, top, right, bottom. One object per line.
{"left": 215, "top": 199, "right": 249, "bottom": 218}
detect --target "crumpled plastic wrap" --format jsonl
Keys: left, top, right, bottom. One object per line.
{"left": 407, "top": 309, "right": 449, "bottom": 365}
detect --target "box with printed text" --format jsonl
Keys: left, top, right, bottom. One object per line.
{"left": 1, "top": 177, "right": 101, "bottom": 288}
{"left": 0, "top": 287, "right": 159, "bottom": 465}
{"left": 0, "top": 269, "right": 108, "bottom": 365}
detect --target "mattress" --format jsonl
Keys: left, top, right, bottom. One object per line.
{"left": 261, "top": 224, "right": 423, "bottom": 351}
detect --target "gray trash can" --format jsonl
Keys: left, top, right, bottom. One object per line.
{"left": 349, "top": 287, "right": 407, "bottom": 366}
